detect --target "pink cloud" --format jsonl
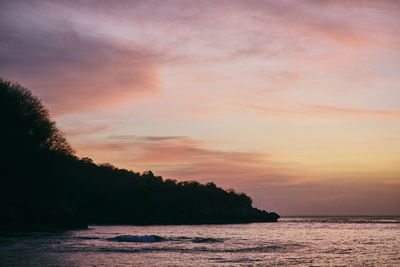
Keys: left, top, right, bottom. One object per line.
{"left": 0, "top": 2, "right": 161, "bottom": 115}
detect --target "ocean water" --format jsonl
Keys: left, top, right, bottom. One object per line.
{"left": 0, "top": 217, "right": 399, "bottom": 266}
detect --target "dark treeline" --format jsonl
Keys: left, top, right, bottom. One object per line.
{"left": 0, "top": 78, "right": 279, "bottom": 232}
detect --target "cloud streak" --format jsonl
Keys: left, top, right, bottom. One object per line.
{"left": 239, "top": 103, "right": 400, "bottom": 121}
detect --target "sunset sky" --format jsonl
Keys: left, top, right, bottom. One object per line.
{"left": 1, "top": 0, "right": 399, "bottom": 215}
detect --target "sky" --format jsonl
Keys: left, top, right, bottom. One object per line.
{"left": 1, "top": 0, "right": 399, "bottom": 215}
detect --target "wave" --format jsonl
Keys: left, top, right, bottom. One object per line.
{"left": 173, "top": 236, "right": 224, "bottom": 243}
{"left": 107, "top": 235, "right": 225, "bottom": 243}
{"left": 192, "top": 237, "right": 224, "bottom": 243}
{"left": 107, "top": 235, "right": 166, "bottom": 242}
{"left": 75, "top": 236, "right": 101, "bottom": 240}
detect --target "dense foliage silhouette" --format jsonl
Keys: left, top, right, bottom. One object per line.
{"left": 0, "top": 78, "right": 279, "bottom": 231}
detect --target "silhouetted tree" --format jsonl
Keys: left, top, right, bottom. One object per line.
{"left": 0, "top": 78, "right": 73, "bottom": 156}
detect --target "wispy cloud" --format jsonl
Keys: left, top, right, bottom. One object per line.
{"left": 239, "top": 103, "right": 400, "bottom": 121}
{"left": 308, "top": 104, "right": 400, "bottom": 117}
{"left": 81, "top": 135, "right": 269, "bottom": 166}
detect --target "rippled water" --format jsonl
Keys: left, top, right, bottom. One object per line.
{"left": 1, "top": 216, "right": 399, "bottom": 266}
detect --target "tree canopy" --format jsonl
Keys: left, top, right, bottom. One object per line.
{"left": 0, "top": 78, "right": 73, "bottom": 156}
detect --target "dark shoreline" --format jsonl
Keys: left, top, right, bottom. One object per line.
{"left": 0, "top": 217, "right": 279, "bottom": 233}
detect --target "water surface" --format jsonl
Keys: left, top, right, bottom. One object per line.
{"left": 1, "top": 216, "right": 399, "bottom": 266}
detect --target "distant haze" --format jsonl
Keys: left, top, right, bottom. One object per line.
{"left": 1, "top": 0, "right": 399, "bottom": 215}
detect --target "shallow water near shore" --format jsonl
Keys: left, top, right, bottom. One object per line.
{"left": 1, "top": 216, "right": 399, "bottom": 266}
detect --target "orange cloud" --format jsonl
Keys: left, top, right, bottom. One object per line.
{"left": 79, "top": 135, "right": 271, "bottom": 166}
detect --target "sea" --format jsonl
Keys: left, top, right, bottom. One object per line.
{"left": 0, "top": 216, "right": 399, "bottom": 266}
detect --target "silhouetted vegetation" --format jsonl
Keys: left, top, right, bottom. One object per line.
{"left": 0, "top": 78, "right": 279, "bottom": 232}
